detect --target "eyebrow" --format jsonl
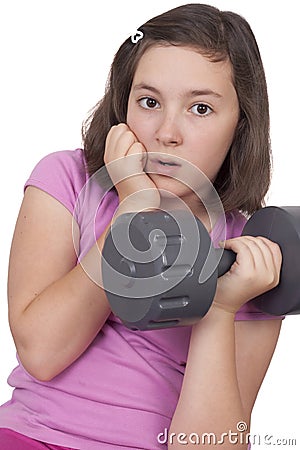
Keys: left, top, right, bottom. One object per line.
{"left": 133, "top": 83, "right": 223, "bottom": 99}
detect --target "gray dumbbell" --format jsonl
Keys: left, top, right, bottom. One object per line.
{"left": 101, "top": 207, "right": 300, "bottom": 330}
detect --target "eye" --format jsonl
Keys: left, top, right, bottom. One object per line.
{"left": 190, "top": 103, "right": 213, "bottom": 117}
{"left": 138, "top": 97, "right": 160, "bottom": 109}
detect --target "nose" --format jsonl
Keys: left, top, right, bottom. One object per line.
{"left": 155, "top": 111, "right": 183, "bottom": 147}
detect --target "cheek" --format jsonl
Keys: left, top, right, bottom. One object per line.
{"left": 126, "top": 113, "right": 152, "bottom": 145}
{"left": 203, "top": 116, "right": 238, "bottom": 158}
{"left": 126, "top": 101, "right": 134, "bottom": 129}
{"left": 187, "top": 122, "right": 235, "bottom": 179}
{"left": 222, "top": 106, "right": 239, "bottom": 144}
{"left": 126, "top": 97, "right": 158, "bottom": 146}
{"left": 222, "top": 118, "right": 238, "bottom": 150}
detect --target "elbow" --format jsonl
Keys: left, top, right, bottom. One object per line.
{"left": 11, "top": 332, "right": 65, "bottom": 382}
{"left": 27, "top": 369, "right": 57, "bottom": 383}
{"left": 16, "top": 346, "right": 62, "bottom": 382}
{"left": 21, "top": 355, "right": 61, "bottom": 382}
{"left": 28, "top": 366, "right": 58, "bottom": 383}
{"left": 10, "top": 320, "right": 63, "bottom": 382}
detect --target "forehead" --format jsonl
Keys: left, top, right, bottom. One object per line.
{"left": 132, "top": 45, "right": 235, "bottom": 94}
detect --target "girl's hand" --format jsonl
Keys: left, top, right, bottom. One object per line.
{"left": 104, "top": 123, "right": 160, "bottom": 212}
{"left": 213, "top": 236, "right": 282, "bottom": 314}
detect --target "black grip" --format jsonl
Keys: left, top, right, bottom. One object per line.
{"left": 215, "top": 248, "right": 236, "bottom": 277}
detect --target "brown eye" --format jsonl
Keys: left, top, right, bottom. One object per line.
{"left": 191, "top": 103, "right": 212, "bottom": 117}
{"left": 197, "top": 104, "right": 208, "bottom": 114}
{"left": 146, "top": 98, "right": 157, "bottom": 108}
{"left": 139, "top": 97, "right": 160, "bottom": 109}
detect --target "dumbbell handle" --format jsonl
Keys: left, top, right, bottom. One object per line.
{"left": 216, "top": 249, "right": 236, "bottom": 277}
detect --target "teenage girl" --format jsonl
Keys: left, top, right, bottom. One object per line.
{"left": 0, "top": 4, "right": 282, "bottom": 449}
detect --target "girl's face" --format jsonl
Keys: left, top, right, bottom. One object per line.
{"left": 127, "top": 45, "right": 239, "bottom": 211}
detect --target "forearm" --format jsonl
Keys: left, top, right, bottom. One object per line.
{"left": 11, "top": 223, "right": 112, "bottom": 381}
{"left": 169, "top": 305, "right": 248, "bottom": 449}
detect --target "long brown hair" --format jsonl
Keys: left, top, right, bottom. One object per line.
{"left": 82, "top": 3, "right": 271, "bottom": 215}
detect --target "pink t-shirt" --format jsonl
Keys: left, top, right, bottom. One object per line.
{"left": 0, "top": 149, "right": 279, "bottom": 449}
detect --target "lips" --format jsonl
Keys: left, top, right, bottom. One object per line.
{"left": 146, "top": 157, "right": 181, "bottom": 175}
{"left": 157, "top": 160, "right": 179, "bottom": 167}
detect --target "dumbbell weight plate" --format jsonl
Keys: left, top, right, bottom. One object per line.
{"left": 242, "top": 206, "right": 300, "bottom": 315}
{"left": 101, "top": 210, "right": 219, "bottom": 330}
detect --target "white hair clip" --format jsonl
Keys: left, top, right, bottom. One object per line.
{"left": 131, "top": 30, "right": 144, "bottom": 44}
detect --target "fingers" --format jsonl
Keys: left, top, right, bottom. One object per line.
{"left": 104, "top": 124, "right": 148, "bottom": 184}
{"left": 104, "top": 123, "right": 138, "bottom": 164}
{"left": 103, "top": 124, "right": 160, "bottom": 212}
{"left": 226, "top": 236, "right": 281, "bottom": 268}
{"left": 255, "top": 236, "right": 282, "bottom": 284}
{"left": 223, "top": 235, "right": 282, "bottom": 289}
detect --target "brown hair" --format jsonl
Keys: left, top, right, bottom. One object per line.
{"left": 82, "top": 3, "right": 271, "bottom": 215}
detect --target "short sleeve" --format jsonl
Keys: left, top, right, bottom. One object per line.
{"left": 24, "top": 149, "right": 120, "bottom": 262}
{"left": 24, "top": 149, "right": 87, "bottom": 215}
{"left": 222, "top": 210, "right": 284, "bottom": 322}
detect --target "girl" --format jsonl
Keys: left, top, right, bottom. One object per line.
{"left": 0, "top": 4, "right": 283, "bottom": 450}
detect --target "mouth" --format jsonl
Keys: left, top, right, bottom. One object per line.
{"left": 158, "top": 160, "right": 179, "bottom": 167}
{"left": 151, "top": 157, "right": 181, "bottom": 167}
{"left": 146, "top": 157, "right": 182, "bottom": 177}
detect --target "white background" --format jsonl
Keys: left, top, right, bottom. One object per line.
{"left": 0, "top": 1, "right": 299, "bottom": 448}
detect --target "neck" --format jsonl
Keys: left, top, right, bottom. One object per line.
{"left": 159, "top": 196, "right": 216, "bottom": 233}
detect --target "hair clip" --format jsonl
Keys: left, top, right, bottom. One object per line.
{"left": 131, "top": 30, "right": 144, "bottom": 44}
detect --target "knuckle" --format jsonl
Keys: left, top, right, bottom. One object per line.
{"left": 265, "top": 270, "right": 279, "bottom": 288}
{"left": 122, "top": 129, "right": 132, "bottom": 138}
{"left": 107, "top": 124, "right": 118, "bottom": 138}
{"left": 272, "top": 241, "right": 282, "bottom": 254}
{"left": 267, "top": 273, "right": 276, "bottom": 286}
{"left": 257, "top": 236, "right": 280, "bottom": 251}
{"left": 103, "top": 148, "right": 110, "bottom": 164}
{"left": 114, "top": 123, "right": 127, "bottom": 133}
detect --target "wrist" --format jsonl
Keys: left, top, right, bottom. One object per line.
{"left": 197, "top": 301, "right": 235, "bottom": 327}
{"left": 113, "top": 203, "right": 159, "bottom": 221}
{"left": 212, "top": 280, "right": 247, "bottom": 316}
{"left": 211, "top": 300, "right": 238, "bottom": 315}
{"left": 116, "top": 184, "right": 160, "bottom": 213}
{"left": 191, "top": 301, "right": 236, "bottom": 342}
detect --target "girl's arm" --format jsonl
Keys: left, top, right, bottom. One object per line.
{"left": 169, "top": 236, "right": 282, "bottom": 449}
{"left": 8, "top": 184, "right": 158, "bottom": 382}
{"left": 8, "top": 186, "right": 113, "bottom": 381}
{"left": 8, "top": 124, "right": 159, "bottom": 381}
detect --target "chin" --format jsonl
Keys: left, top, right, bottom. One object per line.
{"left": 148, "top": 173, "right": 192, "bottom": 201}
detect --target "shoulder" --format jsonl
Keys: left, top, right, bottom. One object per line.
{"left": 24, "top": 149, "right": 88, "bottom": 215}
{"left": 25, "top": 148, "right": 87, "bottom": 187}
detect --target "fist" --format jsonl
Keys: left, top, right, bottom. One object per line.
{"left": 104, "top": 123, "right": 160, "bottom": 212}
{"left": 214, "top": 235, "right": 282, "bottom": 314}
